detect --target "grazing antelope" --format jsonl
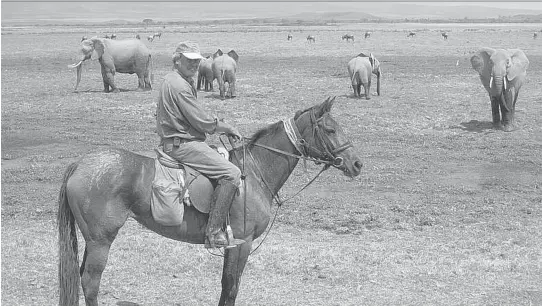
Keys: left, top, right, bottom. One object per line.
{"left": 147, "top": 35, "right": 154, "bottom": 42}
{"left": 110, "top": 33, "right": 117, "bottom": 39}
{"left": 287, "top": 33, "right": 293, "bottom": 41}
{"left": 441, "top": 32, "right": 448, "bottom": 40}
{"left": 153, "top": 32, "right": 162, "bottom": 39}
{"left": 407, "top": 32, "right": 416, "bottom": 38}
{"left": 81, "top": 36, "right": 88, "bottom": 42}
{"left": 342, "top": 34, "right": 354, "bottom": 42}
{"left": 534, "top": 32, "right": 538, "bottom": 39}
{"left": 364, "top": 31, "right": 371, "bottom": 39}
{"left": 136, "top": 34, "right": 141, "bottom": 39}
{"left": 306, "top": 35, "right": 315, "bottom": 43}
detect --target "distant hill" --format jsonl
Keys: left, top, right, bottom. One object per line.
{"left": 2, "top": 2, "right": 541, "bottom": 25}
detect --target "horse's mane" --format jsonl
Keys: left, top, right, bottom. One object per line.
{"left": 247, "top": 105, "right": 315, "bottom": 146}
{"left": 247, "top": 121, "right": 283, "bottom": 146}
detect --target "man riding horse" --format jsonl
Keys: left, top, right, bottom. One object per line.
{"left": 155, "top": 41, "right": 245, "bottom": 249}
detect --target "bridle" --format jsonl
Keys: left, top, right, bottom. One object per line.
{"left": 249, "top": 109, "right": 353, "bottom": 171}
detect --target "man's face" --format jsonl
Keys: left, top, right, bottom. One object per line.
{"left": 176, "top": 54, "right": 201, "bottom": 78}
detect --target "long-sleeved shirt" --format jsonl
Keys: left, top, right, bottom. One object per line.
{"left": 156, "top": 71, "right": 218, "bottom": 141}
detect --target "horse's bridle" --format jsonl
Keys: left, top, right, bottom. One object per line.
{"left": 250, "top": 109, "right": 353, "bottom": 170}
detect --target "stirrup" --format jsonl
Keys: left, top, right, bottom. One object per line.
{"left": 205, "top": 225, "right": 245, "bottom": 249}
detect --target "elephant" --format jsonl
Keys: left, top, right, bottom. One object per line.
{"left": 407, "top": 32, "right": 416, "bottom": 38}
{"left": 307, "top": 35, "right": 315, "bottom": 43}
{"left": 364, "top": 31, "right": 371, "bottom": 39}
{"left": 197, "top": 56, "right": 214, "bottom": 92}
{"left": 470, "top": 47, "right": 529, "bottom": 132}
{"left": 68, "top": 37, "right": 153, "bottom": 93}
{"left": 347, "top": 52, "right": 382, "bottom": 100}
{"left": 211, "top": 49, "right": 239, "bottom": 100}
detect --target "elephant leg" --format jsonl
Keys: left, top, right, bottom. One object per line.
{"left": 501, "top": 89, "right": 517, "bottom": 132}
{"left": 101, "top": 65, "right": 118, "bottom": 93}
{"left": 490, "top": 96, "right": 502, "bottom": 128}
{"left": 364, "top": 80, "right": 371, "bottom": 100}
{"left": 351, "top": 84, "right": 358, "bottom": 97}
{"left": 197, "top": 75, "right": 203, "bottom": 90}
{"left": 229, "top": 79, "right": 236, "bottom": 98}
{"left": 136, "top": 73, "right": 146, "bottom": 91}
{"left": 356, "top": 84, "right": 362, "bottom": 97}
{"left": 218, "top": 78, "right": 226, "bottom": 100}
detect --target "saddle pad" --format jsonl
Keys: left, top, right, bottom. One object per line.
{"left": 150, "top": 159, "right": 190, "bottom": 226}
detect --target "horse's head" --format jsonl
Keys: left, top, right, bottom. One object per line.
{"left": 293, "top": 97, "right": 362, "bottom": 177}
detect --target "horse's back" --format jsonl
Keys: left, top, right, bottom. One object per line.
{"left": 66, "top": 149, "right": 154, "bottom": 228}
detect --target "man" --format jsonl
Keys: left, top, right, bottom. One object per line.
{"left": 155, "top": 41, "right": 244, "bottom": 249}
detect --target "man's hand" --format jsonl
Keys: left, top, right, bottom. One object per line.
{"left": 227, "top": 126, "right": 243, "bottom": 141}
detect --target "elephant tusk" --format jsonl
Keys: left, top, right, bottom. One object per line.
{"left": 504, "top": 78, "right": 507, "bottom": 91}
{"left": 489, "top": 76, "right": 493, "bottom": 89}
{"left": 68, "top": 61, "right": 83, "bottom": 68}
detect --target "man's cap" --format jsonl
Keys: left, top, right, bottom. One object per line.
{"left": 175, "top": 41, "right": 204, "bottom": 60}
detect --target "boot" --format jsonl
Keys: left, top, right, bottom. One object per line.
{"left": 205, "top": 179, "right": 245, "bottom": 249}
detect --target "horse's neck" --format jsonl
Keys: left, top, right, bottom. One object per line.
{"left": 247, "top": 125, "right": 300, "bottom": 196}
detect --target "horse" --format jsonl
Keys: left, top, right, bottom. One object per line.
{"left": 306, "top": 35, "right": 315, "bottom": 43}
{"left": 342, "top": 34, "right": 355, "bottom": 42}
{"left": 58, "top": 97, "right": 362, "bottom": 306}
{"left": 364, "top": 31, "right": 371, "bottom": 39}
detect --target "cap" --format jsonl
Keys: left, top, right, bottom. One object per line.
{"left": 175, "top": 41, "right": 204, "bottom": 60}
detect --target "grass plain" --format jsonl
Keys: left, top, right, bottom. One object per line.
{"left": 2, "top": 22, "right": 542, "bottom": 305}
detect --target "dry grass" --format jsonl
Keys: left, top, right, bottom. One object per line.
{"left": 2, "top": 22, "right": 542, "bottom": 305}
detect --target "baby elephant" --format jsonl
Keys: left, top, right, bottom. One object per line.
{"left": 347, "top": 53, "right": 381, "bottom": 99}
{"left": 212, "top": 49, "right": 239, "bottom": 100}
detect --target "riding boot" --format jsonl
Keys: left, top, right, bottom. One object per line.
{"left": 205, "top": 179, "right": 245, "bottom": 249}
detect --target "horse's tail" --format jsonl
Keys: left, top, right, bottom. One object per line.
{"left": 57, "top": 162, "right": 80, "bottom": 306}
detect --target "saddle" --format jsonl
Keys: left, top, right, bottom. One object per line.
{"left": 150, "top": 147, "right": 228, "bottom": 226}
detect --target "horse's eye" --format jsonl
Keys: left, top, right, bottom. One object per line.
{"left": 324, "top": 127, "right": 336, "bottom": 134}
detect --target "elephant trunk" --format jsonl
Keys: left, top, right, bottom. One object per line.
{"left": 491, "top": 74, "right": 504, "bottom": 96}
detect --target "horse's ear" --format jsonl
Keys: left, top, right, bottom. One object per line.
{"left": 317, "top": 96, "right": 336, "bottom": 117}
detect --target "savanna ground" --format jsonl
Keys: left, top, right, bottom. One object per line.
{"left": 2, "top": 22, "right": 542, "bottom": 305}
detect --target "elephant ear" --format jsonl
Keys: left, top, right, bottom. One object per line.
{"left": 356, "top": 52, "right": 368, "bottom": 58}
{"left": 91, "top": 38, "right": 105, "bottom": 60}
{"left": 470, "top": 47, "right": 495, "bottom": 76}
{"left": 227, "top": 50, "right": 239, "bottom": 62}
{"left": 506, "top": 49, "right": 529, "bottom": 81}
{"left": 213, "top": 49, "right": 223, "bottom": 59}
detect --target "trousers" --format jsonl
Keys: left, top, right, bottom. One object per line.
{"left": 162, "top": 138, "right": 241, "bottom": 187}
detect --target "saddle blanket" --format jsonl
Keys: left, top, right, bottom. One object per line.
{"left": 150, "top": 159, "right": 190, "bottom": 226}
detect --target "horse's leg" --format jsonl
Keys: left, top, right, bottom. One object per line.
{"left": 218, "top": 238, "right": 253, "bottom": 306}
{"left": 80, "top": 208, "right": 128, "bottom": 306}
